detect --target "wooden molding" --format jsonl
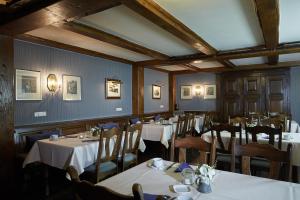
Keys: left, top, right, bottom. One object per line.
{"left": 136, "top": 43, "right": 300, "bottom": 67}
{"left": 122, "top": 0, "right": 215, "bottom": 55}
{"left": 0, "top": 0, "right": 121, "bottom": 35}
{"left": 254, "top": 0, "right": 279, "bottom": 64}
{"left": 236, "top": 60, "right": 300, "bottom": 71}
{"left": 169, "top": 73, "right": 176, "bottom": 112}
{"left": 132, "top": 64, "right": 144, "bottom": 115}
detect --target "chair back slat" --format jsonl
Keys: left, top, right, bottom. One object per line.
{"left": 170, "top": 116, "right": 186, "bottom": 161}
{"left": 123, "top": 124, "right": 143, "bottom": 155}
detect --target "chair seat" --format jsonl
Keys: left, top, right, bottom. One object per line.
{"left": 216, "top": 153, "right": 240, "bottom": 164}
{"left": 251, "top": 157, "right": 270, "bottom": 168}
{"left": 83, "top": 161, "right": 117, "bottom": 182}
{"left": 122, "top": 153, "right": 137, "bottom": 169}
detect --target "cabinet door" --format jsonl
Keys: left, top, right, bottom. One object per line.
{"left": 223, "top": 78, "right": 243, "bottom": 117}
{"left": 243, "top": 76, "right": 263, "bottom": 115}
{"left": 265, "top": 75, "right": 289, "bottom": 113}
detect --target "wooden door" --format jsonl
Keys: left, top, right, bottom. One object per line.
{"left": 265, "top": 75, "right": 289, "bottom": 113}
{"left": 243, "top": 76, "right": 264, "bottom": 115}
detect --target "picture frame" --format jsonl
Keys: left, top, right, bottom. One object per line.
{"left": 152, "top": 84, "right": 161, "bottom": 99}
{"left": 180, "top": 85, "right": 192, "bottom": 99}
{"left": 63, "top": 75, "right": 81, "bottom": 101}
{"left": 204, "top": 84, "right": 216, "bottom": 99}
{"left": 105, "top": 79, "right": 121, "bottom": 99}
{"left": 16, "top": 69, "right": 42, "bottom": 100}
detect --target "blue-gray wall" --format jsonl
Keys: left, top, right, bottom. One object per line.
{"left": 144, "top": 68, "right": 169, "bottom": 113}
{"left": 14, "top": 40, "right": 132, "bottom": 126}
{"left": 290, "top": 66, "right": 300, "bottom": 123}
{"left": 175, "top": 72, "right": 216, "bottom": 111}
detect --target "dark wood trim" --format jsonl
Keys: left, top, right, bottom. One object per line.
{"left": 0, "top": 35, "right": 15, "bottom": 197}
{"left": 136, "top": 43, "right": 300, "bottom": 67}
{"left": 169, "top": 73, "right": 176, "bottom": 113}
{"left": 122, "top": 0, "right": 214, "bottom": 55}
{"left": 254, "top": 0, "right": 279, "bottom": 64}
{"left": 236, "top": 61, "right": 300, "bottom": 71}
{"left": 171, "top": 67, "right": 230, "bottom": 75}
{"left": 60, "top": 22, "right": 169, "bottom": 60}
{"left": 16, "top": 34, "right": 134, "bottom": 64}
{"left": 0, "top": 0, "right": 121, "bottom": 35}
{"left": 132, "top": 64, "right": 144, "bottom": 115}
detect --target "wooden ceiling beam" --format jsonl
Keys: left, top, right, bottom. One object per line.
{"left": 254, "top": 0, "right": 279, "bottom": 64}
{"left": 136, "top": 43, "right": 300, "bottom": 67}
{"left": 0, "top": 0, "right": 121, "bottom": 35}
{"left": 16, "top": 34, "right": 133, "bottom": 64}
{"left": 121, "top": 0, "right": 215, "bottom": 55}
{"left": 236, "top": 60, "right": 300, "bottom": 71}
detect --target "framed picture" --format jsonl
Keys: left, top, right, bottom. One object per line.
{"left": 63, "top": 75, "right": 81, "bottom": 101}
{"left": 180, "top": 85, "right": 192, "bottom": 99}
{"left": 16, "top": 69, "right": 42, "bottom": 100}
{"left": 152, "top": 84, "right": 161, "bottom": 99}
{"left": 204, "top": 84, "right": 216, "bottom": 99}
{"left": 105, "top": 79, "right": 121, "bottom": 99}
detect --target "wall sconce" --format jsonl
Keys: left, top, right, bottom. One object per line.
{"left": 47, "top": 74, "right": 58, "bottom": 92}
{"left": 194, "top": 85, "right": 204, "bottom": 96}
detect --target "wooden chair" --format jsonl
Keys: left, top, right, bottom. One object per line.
{"left": 228, "top": 116, "right": 250, "bottom": 130}
{"left": 67, "top": 166, "right": 144, "bottom": 200}
{"left": 231, "top": 143, "right": 292, "bottom": 181}
{"left": 142, "top": 115, "right": 154, "bottom": 122}
{"left": 121, "top": 124, "right": 143, "bottom": 171}
{"left": 172, "top": 136, "right": 217, "bottom": 166}
{"left": 245, "top": 125, "right": 283, "bottom": 149}
{"left": 185, "top": 113, "right": 196, "bottom": 136}
{"left": 170, "top": 116, "right": 187, "bottom": 161}
{"left": 268, "top": 113, "right": 292, "bottom": 132}
{"left": 210, "top": 123, "right": 242, "bottom": 170}
{"left": 82, "top": 127, "right": 122, "bottom": 183}
{"left": 201, "top": 112, "right": 216, "bottom": 134}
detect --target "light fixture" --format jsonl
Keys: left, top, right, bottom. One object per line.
{"left": 193, "top": 60, "right": 203, "bottom": 64}
{"left": 194, "top": 85, "right": 204, "bottom": 96}
{"left": 47, "top": 74, "right": 58, "bottom": 92}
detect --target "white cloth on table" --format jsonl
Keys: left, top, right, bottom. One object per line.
{"left": 141, "top": 123, "right": 175, "bottom": 148}
{"left": 201, "top": 131, "right": 300, "bottom": 167}
{"left": 23, "top": 132, "right": 146, "bottom": 175}
{"left": 97, "top": 161, "right": 300, "bottom": 200}
{"left": 289, "top": 120, "right": 300, "bottom": 133}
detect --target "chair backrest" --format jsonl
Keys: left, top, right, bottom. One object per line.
{"left": 269, "top": 113, "right": 291, "bottom": 132}
{"left": 185, "top": 113, "right": 196, "bottom": 133}
{"left": 142, "top": 115, "right": 154, "bottom": 122}
{"left": 231, "top": 143, "right": 292, "bottom": 181}
{"left": 66, "top": 166, "right": 144, "bottom": 200}
{"left": 211, "top": 123, "right": 242, "bottom": 153}
{"left": 245, "top": 125, "right": 282, "bottom": 149}
{"left": 170, "top": 116, "right": 186, "bottom": 161}
{"left": 173, "top": 136, "right": 217, "bottom": 166}
{"left": 123, "top": 124, "right": 143, "bottom": 156}
{"left": 96, "top": 127, "right": 122, "bottom": 171}
{"left": 228, "top": 116, "right": 250, "bottom": 129}
{"left": 201, "top": 112, "right": 216, "bottom": 134}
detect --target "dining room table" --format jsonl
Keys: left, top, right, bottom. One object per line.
{"left": 23, "top": 131, "right": 146, "bottom": 175}
{"left": 97, "top": 160, "right": 300, "bottom": 200}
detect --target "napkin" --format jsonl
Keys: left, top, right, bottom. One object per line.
{"left": 144, "top": 193, "right": 158, "bottom": 200}
{"left": 175, "top": 162, "right": 192, "bottom": 172}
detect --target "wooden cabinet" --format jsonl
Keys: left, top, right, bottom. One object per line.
{"left": 219, "top": 69, "right": 290, "bottom": 121}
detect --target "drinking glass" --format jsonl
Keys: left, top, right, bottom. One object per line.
{"left": 181, "top": 168, "right": 195, "bottom": 185}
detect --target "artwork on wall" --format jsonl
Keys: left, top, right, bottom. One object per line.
{"left": 16, "top": 69, "right": 42, "bottom": 100}
{"left": 63, "top": 75, "right": 81, "bottom": 101}
{"left": 204, "top": 84, "right": 216, "bottom": 99}
{"left": 180, "top": 85, "right": 193, "bottom": 99}
{"left": 152, "top": 84, "right": 161, "bottom": 99}
{"left": 105, "top": 79, "right": 121, "bottom": 99}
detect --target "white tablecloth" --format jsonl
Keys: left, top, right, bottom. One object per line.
{"left": 23, "top": 132, "right": 146, "bottom": 175}
{"left": 97, "top": 161, "right": 300, "bottom": 200}
{"left": 141, "top": 123, "right": 175, "bottom": 149}
{"left": 290, "top": 120, "right": 300, "bottom": 133}
{"left": 201, "top": 131, "right": 300, "bottom": 167}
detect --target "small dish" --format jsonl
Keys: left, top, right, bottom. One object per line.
{"left": 175, "top": 195, "right": 193, "bottom": 200}
{"left": 172, "top": 185, "right": 191, "bottom": 193}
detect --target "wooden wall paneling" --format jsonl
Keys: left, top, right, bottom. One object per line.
{"left": 132, "top": 65, "right": 144, "bottom": 115}
{"left": 0, "top": 35, "right": 15, "bottom": 196}
{"left": 243, "top": 76, "right": 263, "bottom": 115}
{"left": 169, "top": 72, "right": 176, "bottom": 113}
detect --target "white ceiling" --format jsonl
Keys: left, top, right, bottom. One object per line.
{"left": 26, "top": 26, "right": 152, "bottom": 62}
{"left": 279, "top": 0, "right": 300, "bottom": 43}
{"left": 191, "top": 61, "right": 223, "bottom": 69}
{"left": 279, "top": 53, "right": 300, "bottom": 62}
{"left": 156, "top": 65, "right": 187, "bottom": 71}
{"left": 76, "top": 5, "right": 198, "bottom": 57}
{"left": 155, "top": 0, "right": 264, "bottom": 51}
{"left": 230, "top": 57, "right": 267, "bottom": 66}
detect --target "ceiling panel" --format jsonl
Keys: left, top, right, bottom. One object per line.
{"left": 192, "top": 61, "right": 223, "bottom": 69}
{"left": 279, "top": 0, "right": 300, "bottom": 43}
{"left": 26, "top": 26, "right": 152, "bottom": 62}
{"left": 279, "top": 53, "right": 300, "bottom": 62}
{"left": 76, "top": 5, "right": 197, "bottom": 56}
{"left": 155, "top": 0, "right": 264, "bottom": 50}
{"left": 156, "top": 65, "right": 187, "bottom": 71}
{"left": 230, "top": 56, "right": 267, "bottom": 66}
